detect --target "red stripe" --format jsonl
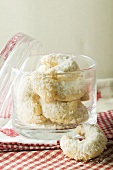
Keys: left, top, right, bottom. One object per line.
{"left": 8, "top": 151, "right": 42, "bottom": 169}
{"left": 27, "top": 150, "right": 61, "bottom": 169}
{"left": 0, "top": 33, "right": 22, "bottom": 60}
{"left": 43, "top": 155, "right": 78, "bottom": 170}
{"left": 0, "top": 152, "right": 28, "bottom": 169}
{"left": 9, "top": 150, "right": 54, "bottom": 169}
{"left": 0, "top": 148, "right": 113, "bottom": 169}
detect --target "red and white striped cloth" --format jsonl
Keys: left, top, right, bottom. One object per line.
{"left": 0, "top": 33, "right": 113, "bottom": 169}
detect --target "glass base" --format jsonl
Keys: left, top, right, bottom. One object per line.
{"left": 13, "top": 125, "right": 77, "bottom": 140}
{"left": 13, "top": 112, "right": 97, "bottom": 140}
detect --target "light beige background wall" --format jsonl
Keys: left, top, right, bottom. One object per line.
{"left": 0, "top": 0, "right": 113, "bottom": 78}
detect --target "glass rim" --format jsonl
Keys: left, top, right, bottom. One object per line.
{"left": 30, "top": 53, "right": 96, "bottom": 69}
{"left": 12, "top": 53, "right": 96, "bottom": 76}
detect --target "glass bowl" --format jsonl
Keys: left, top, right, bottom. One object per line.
{"left": 12, "top": 54, "right": 96, "bottom": 140}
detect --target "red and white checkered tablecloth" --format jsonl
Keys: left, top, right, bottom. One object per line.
{"left": 0, "top": 143, "right": 113, "bottom": 170}
{"left": 0, "top": 33, "right": 113, "bottom": 169}
{"left": 0, "top": 111, "right": 113, "bottom": 170}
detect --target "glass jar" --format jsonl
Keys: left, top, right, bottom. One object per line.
{"left": 12, "top": 54, "right": 96, "bottom": 140}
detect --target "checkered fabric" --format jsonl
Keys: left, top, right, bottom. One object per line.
{"left": 0, "top": 141, "right": 60, "bottom": 152}
{"left": 0, "top": 111, "right": 113, "bottom": 170}
{"left": 98, "top": 111, "right": 113, "bottom": 139}
{"left": 0, "top": 145, "right": 113, "bottom": 170}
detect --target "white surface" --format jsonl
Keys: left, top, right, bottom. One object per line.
{"left": 97, "top": 98, "right": 113, "bottom": 113}
{"left": 97, "top": 78, "right": 113, "bottom": 112}
{"left": 0, "top": 119, "right": 57, "bottom": 144}
{"left": 0, "top": 0, "right": 113, "bottom": 78}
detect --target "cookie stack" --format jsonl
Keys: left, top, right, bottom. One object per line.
{"left": 17, "top": 53, "right": 89, "bottom": 126}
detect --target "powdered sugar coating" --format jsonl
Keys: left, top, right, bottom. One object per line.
{"left": 17, "top": 76, "right": 47, "bottom": 124}
{"left": 40, "top": 53, "right": 80, "bottom": 74}
{"left": 30, "top": 72, "right": 56, "bottom": 103}
{"left": 31, "top": 71, "right": 86, "bottom": 102}
{"left": 60, "top": 124, "right": 107, "bottom": 161}
{"left": 40, "top": 99, "right": 88, "bottom": 125}
{"left": 54, "top": 75, "right": 86, "bottom": 101}
{"left": 35, "top": 53, "right": 87, "bottom": 101}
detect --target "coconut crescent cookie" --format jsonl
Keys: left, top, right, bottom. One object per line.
{"left": 40, "top": 99, "right": 88, "bottom": 125}
{"left": 60, "top": 124, "right": 107, "bottom": 161}
{"left": 31, "top": 71, "right": 86, "bottom": 102}
{"left": 36, "top": 53, "right": 88, "bottom": 101}
{"left": 31, "top": 54, "right": 87, "bottom": 102}
{"left": 54, "top": 75, "right": 86, "bottom": 101}
{"left": 30, "top": 72, "right": 56, "bottom": 103}
{"left": 17, "top": 76, "right": 47, "bottom": 124}
{"left": 40, "top": 53, "right": 80, "bottom": 74}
